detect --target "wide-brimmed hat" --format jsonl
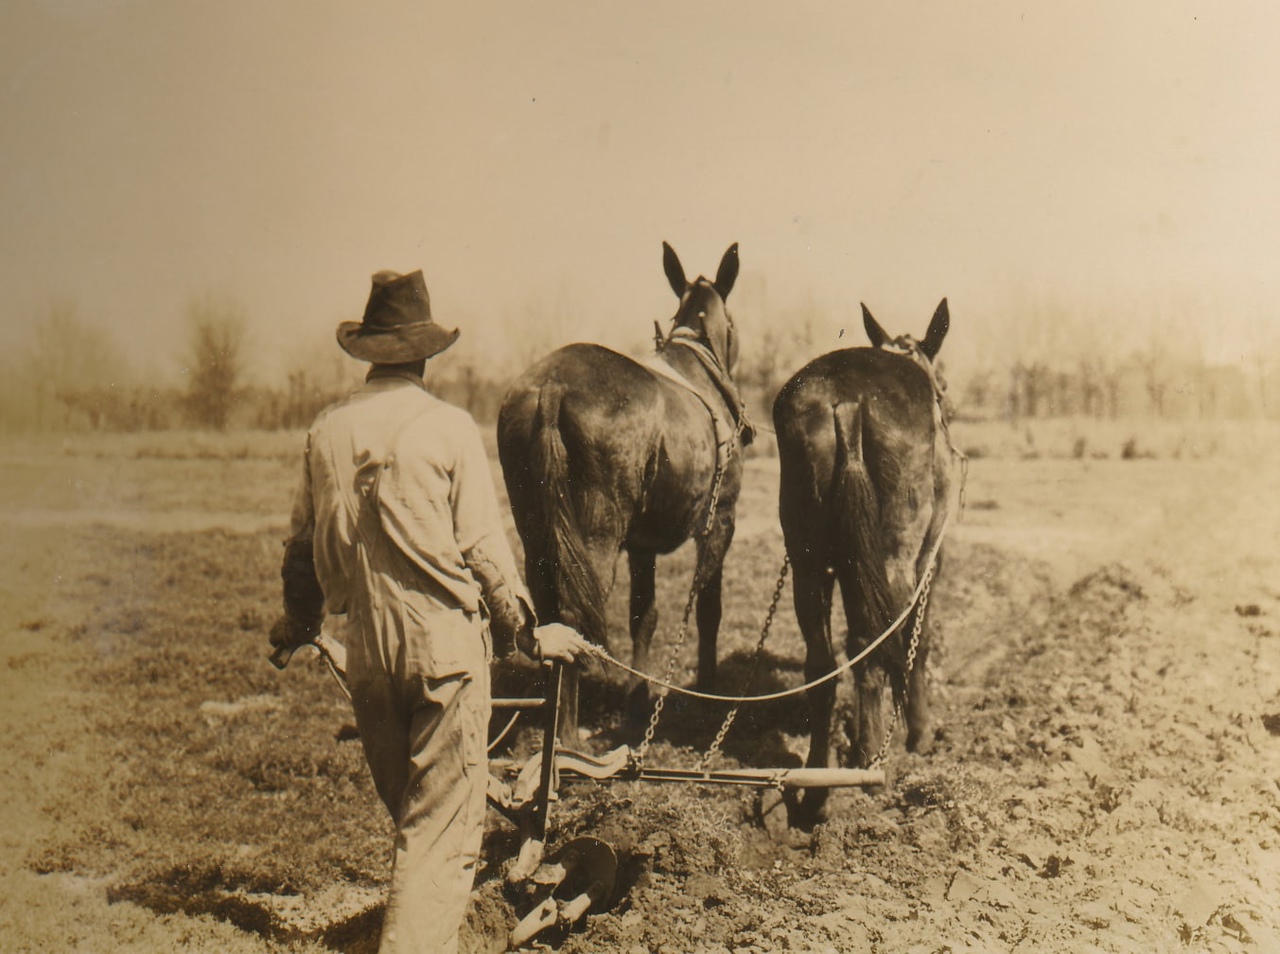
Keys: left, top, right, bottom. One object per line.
{"left": 336, "top": 270, "right": 460, "bottom": 364}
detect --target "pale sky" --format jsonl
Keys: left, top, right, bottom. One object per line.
{"left": 3, "top": 0, "right": 1278, "bottom": 382}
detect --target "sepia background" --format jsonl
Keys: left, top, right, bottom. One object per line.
{"left": 2, "top": 2, "right": 1278, "bottom": 952}
{"left": 3, "top": 0, "right": 1278, "bottom": 430}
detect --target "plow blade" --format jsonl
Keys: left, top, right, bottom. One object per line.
{"left": 508, "top": 837, "right": 618, "bottom": 950}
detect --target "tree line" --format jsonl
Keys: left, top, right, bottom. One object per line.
{"left": 1, "top": 293, "right": 1273, "bottom": 435}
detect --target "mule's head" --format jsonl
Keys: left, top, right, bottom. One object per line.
{"left": 861, "top": 298, "right": 950, "bottom": 362}
{"left": 662, "top": 242, "right": 740, "bottom": 373}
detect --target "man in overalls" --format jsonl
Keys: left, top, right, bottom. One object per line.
{"left": 271, "top": 269, "right": 588, "bottom": 952}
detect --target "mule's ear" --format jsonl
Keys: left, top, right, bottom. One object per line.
{"left": 662, "top": 242, "right": 687, "bottom": 297}
{"left": 861, "top": 303, "right": 890, "bottom": 348}
{"left": 920, "top": 298, "right": 949, "bottom": 360}
{"left": 714, "top": 242, "right": 740, "bottom": 299}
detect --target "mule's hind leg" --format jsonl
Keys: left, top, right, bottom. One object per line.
{"left": 625, "top": 548, "right": 658, "bottom": 727}
{"left": 523, "top": 550, "right": 558, "bottom": 632}
{"left": 882, "top": 468, "right": 939, "bottom": 756}
{"left": 848, "top": 654, "right": 892, "bottom": 767}
{"left": 551, "top": 533, "right": 621, "bottom": 745}
{"left": 902, "top": 560, "right": 937, "bottom": 754}
{"left": 903, "top": 603, "right": 933, "bottom": 754}
{"left": 837, "top": 565, "right": 894, "bottom": 770}
{"left": 790, "top": 561, "right": 836, "bottom": 826}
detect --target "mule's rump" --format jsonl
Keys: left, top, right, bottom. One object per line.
{"left": 499, "top": 342, "right": 723, "bottom": 558}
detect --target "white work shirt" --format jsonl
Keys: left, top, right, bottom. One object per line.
{"left": 285, "top": 371, "right": 531, "bottom": 665}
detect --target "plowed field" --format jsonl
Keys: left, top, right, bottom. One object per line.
{"left": 2, "top": 432, "right": 1278, "bottom": 952}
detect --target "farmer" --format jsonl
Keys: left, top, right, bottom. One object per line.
{"left": 270, "top": 269, "right": 589, "bottom": 953}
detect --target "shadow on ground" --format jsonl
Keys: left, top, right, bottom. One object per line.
{"left": 108, "top": 874, "right": 385, "bottom": 952}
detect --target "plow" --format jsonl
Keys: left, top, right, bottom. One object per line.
{"left": 271, "top": 632, "right": 887, "bottom": 949}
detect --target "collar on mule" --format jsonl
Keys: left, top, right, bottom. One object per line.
{"left": 656, "top": 330, "right": 755, "bottom": 447}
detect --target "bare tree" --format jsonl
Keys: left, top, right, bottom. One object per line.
{"left": 4, "top": 301, "right": 131, "bottom": 432}
{"left": 183, "top": 293, "right": 248, "bottom": 431}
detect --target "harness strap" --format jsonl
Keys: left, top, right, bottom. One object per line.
{"left": 640, "top": 350, "right": 738, "bottom": 468}
{"left": 663, "top": 330, "right": 756, "bottom": 444}
{"left": 885, "top": 335, "right": 969, "bottom": 516}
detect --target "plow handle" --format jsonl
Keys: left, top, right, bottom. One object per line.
{"left": 267, "top": 614, "right": 302, "bottom": 670}
{"left": 268, "top": 643, "right": 294, "bottom": 670}
{"left": 267, "top": 630, "right": 351, "bottom": 701}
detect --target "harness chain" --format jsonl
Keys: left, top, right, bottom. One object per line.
{"left": 699, "top": 554, "right": 791, "bottom": 771}
{"left": 869, "top": 562, "right": 933, "bottom": 770}
{"left": 633, "top": 417, "right": 745, "bottom": 768}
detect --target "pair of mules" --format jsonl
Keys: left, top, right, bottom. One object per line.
{"left": 497, "top": 243, "right": 954, "bottom": 825}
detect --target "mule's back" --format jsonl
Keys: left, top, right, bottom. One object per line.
{"left": 499, "top": 343, "right": 669, "bottom": 473}
{"left": 498, "top": 342, "right": 721, "bottom": 531}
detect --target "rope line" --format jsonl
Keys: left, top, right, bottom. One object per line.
{"left": 584, "top": 512, "right": 951, "bottom": 706}
{"left": 487, "top": 711, "right": 523, "bottom": 754}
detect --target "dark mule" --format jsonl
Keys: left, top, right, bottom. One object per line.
{"left": 497, "top": 243, "right": 753, "bottom": 738}
{"left": 772, "top": 299, "right": 953, "bottom": 823}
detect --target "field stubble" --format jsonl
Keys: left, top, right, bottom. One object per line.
{"left": 1, "top": 421, "right": 1279, "bottom": 952}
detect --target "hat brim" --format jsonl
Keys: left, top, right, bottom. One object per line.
{"left": 336, "top": 321, "right": 460, "bottom": 364}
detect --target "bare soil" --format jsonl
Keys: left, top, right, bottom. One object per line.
{"left": 2, "top": 435, "right": 1279, "bottom": 953}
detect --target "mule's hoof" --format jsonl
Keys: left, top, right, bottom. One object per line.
{"left": 906, "top": 726, "right": 935, "bottom": 756}
{"left": 785, "top": 789, "right": 828, "bottom": 832}
{"left": 753, "top": 788, "right": 792, "bottom": 840}
{"left": 624, "top": 683, "right": 651, "bottom": 727}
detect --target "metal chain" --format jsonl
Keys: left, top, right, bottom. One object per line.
{"left": 633, "top": 564, "right": 703, "bottom": 766}
{"left": 700, "top": 554, "right": 790, "bottom": 771}
{"left": 633, "top": 419, "right": 744, "bottom": 768}
{"left": 870, "top": 564, "right": 933, "bottom": 769}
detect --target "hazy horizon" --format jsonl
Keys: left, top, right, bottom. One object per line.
{"left": 4, "top": 1, "right": 1278, "bottom": 387}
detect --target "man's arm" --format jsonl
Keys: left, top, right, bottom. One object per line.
{"left": 273, "top": 437, "right": 325, "bottom": 650}
{"left": 449, "top": 418, "right": 540, "bottom": 658}
{"left": 450, "top": 414, "right": 593, "bottom": 665}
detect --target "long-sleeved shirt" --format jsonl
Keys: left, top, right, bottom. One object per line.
{"left": 282, "top": 369, "right": 532, "bottom": 657}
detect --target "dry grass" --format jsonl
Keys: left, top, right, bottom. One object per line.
{"left": 10, "top": 413, "right": 1280, "bottom": 468}
{"left": 951, "top": 415, "right": 1280, "bottom": 461}
{"left": 3, "top": 429, "right": 305, "bottom": 461}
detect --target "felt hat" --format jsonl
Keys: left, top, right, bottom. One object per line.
{"left": 336, "top": 270, "right": 459, "bottom": 363}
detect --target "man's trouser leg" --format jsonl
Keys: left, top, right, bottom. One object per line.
{"left": 359, "top": 668, "right": 489, "bottom": 954}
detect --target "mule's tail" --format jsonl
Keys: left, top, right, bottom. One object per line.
{"left": 831, "top": 400, "right": 904, "bottom": 702}
{"left": 527, "top": 385, "right": 607, "bottom": 647}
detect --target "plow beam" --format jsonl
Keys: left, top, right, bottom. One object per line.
{"left": 508, "top": 745, "right": 887, "bottom": 791}
{"left": 624, "top": 766, "right": 886, "bottom": 789}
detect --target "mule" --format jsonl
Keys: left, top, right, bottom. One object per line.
{"left": 772, "top": 298, "right": 953, "bottom": 823}
{"left": 497, "top": 243, "right": 753, "bottom": 738}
